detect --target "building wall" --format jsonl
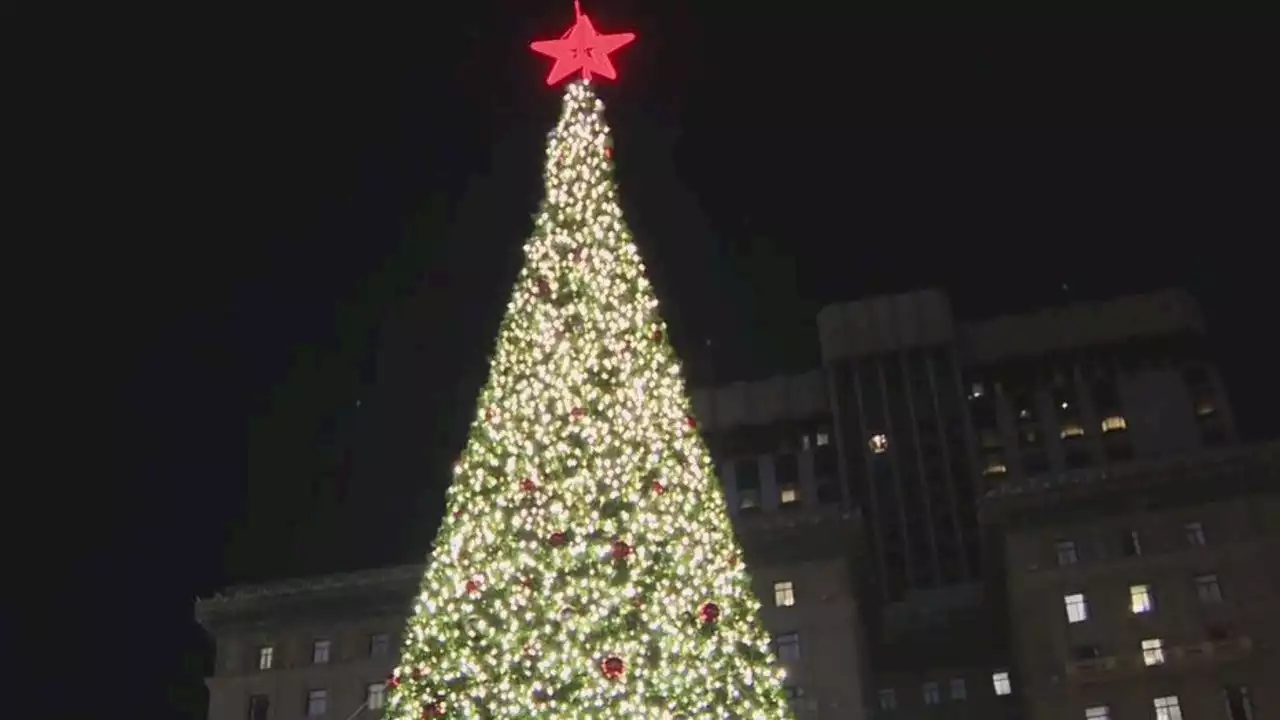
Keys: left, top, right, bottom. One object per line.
{"left": 990, "top": 445, "right": 1280, "bottom": 720}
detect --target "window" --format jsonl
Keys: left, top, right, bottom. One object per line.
{"left": 1085, "top": 707, "right": 1111, "bottom": 720}
{"left": 878, "top": 688, "right": 897, "bottom": 710}
{"left": 773, "top": 581, "right": 796, "bottom": 607}
{"left": 1064, "top": 593, "right": 1089, "bottom": 623}
{"left": 949, "top": 678, "right": 966, "bottom": 700}
{"left": 1101, "top": 415, "right": 1127, "bottom": 433}
{"left": 868, "top": 433, "right": 889, "bottom": 454}
{"left": 779, "top": 484, "right": 799, "bottom": 505}
{"left": 1072, "top": 644, "right": 1102, "bottom": 660}
{"left": 982, "top": 453, "right": 1008, "bottom": 476}
{"left": 257, "top": 645, "right": 274, "bottom": 670}
{"left": 1195, "top": 573, "right": 1223, "bottom": 603}
{"left": 992, "top": 671, "right": 1012, "bottom": 696}
{"left": 775, "top": 453, "right": 800, "bottom": 506}
{"left": 1224, "top": 685, "right": 1254, "bottom": 720}
{"left": 1055, "top": 540, "right": 1078, "bottom": 566}
{"left": 774, "top": 632, "right": 801, "bottom": 663}
{"left": 306, "top": 689, "right": 328, "bottom": 717}
{"left": 1153, "top": 695, "right": 1183, "bottom": 720}
{"left": 922, "top": 681, "right": 941, "bottom": 705}
{"left": 1060, "top": 421, "right": 1085, "bottom": 438}
{"left": 816, "top": 431, "right": 830, "bottom": 446}
{"left": 735, "top": 458, "right": 761, "bottom": 511}
{"left": 1185, "top": 521, "right": 1206, "bottom": 546}
{"left": 783, "top": 685, "right": 803, "bottom": 701}
{"left": 1142, "top": 638, "right": 1166, "bottom": 666}
{"left": 367, "top": 683, "right": 387, "bottom": 710}
{"left": 1122, "top": 529, "right": 1143, "bottom": 557}
{"left": 1130, "top": 583, "right": 1154, "bottom": 614}
{"left": 369, "top": 633, "right": 390, "bottom": 657}
{"left": 1195, "top": 397, "right": 1217, "bottom": 417}
{"left": 312, "top": 639, "right": 331, "bottom": 664}
{"left": 248, "top": 695, "right": 270, "bottom": 720}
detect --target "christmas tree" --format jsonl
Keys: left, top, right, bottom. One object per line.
{"left": 388, "top": 5, "right": 794, "bottom": 718}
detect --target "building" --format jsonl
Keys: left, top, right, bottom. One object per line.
{"left": 980, "top": 441, "right": 1280, "bottom": 720}
{"left": 198, "top": 286, "right": 1250, "bottom": 719}
{"left": 197, "top": 371, "right": 866, "bottom": 720}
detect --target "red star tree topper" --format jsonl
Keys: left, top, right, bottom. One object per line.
{"left": 530, "top": 0, "right": 635, "bottom": 86}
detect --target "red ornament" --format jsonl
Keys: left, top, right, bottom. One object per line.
{"left": 549, "top": 531, "right": 567, "bottom": 547}
{"left": 685, "top": 415, "right": 698, "bottom": 429}
{"left": 423, "top": 701, "right": 444, "bottom": 718}
{"left": 571, "top": 407, "right": 587, "bottom": 419}
{"left": 604, "top": 147, "right": 613, "bottom": 158}
{"left": 610, "top": 539, "right": 632, "bottom": 560}
{"left": 484, "top": 406, "right": 496, "bottom": 422}
{"left": 465, "top": 579, "right": 481, "bottom": 595}
{"left": 651, "top": 480, "right": 666, "bottom": 495}
{"left": 386, "top": 674, "right": 401, "bottom": 688}
{"left": 601, "top": 655, "right": 625, "bottom": 679}
{"left": 530, "top": 0, "right": 636, "bottom": 86}
{"left": 453, "top": 510, "right": 462, "bottom": 519}
{"left": 651, "top": 327, "right": 663, "bottom": 342}
{"left": 520, "top": 477, "right": 537, "bottom": 493}
{"left": 699, "top": 602, "right": 721, "bottom": 624}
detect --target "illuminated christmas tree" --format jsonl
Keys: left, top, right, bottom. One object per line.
{"left": 387, "top": 4, "right": 794, "bottom": 718}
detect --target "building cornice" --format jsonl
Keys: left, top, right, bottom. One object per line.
{"left": 980, "top": 441, "right": 1279, "bottom": 526}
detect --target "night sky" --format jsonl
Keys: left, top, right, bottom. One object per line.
{"left": 33, "top": 7, "right": 1278, "bottom": 719}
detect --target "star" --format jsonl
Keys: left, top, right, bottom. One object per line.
{"left": 530, "top": 0, "right": 635, "bottom": 86}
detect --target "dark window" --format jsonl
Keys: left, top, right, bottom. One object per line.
{"left": 816, "top": 480, "right": 841, "bottom": 504}
{"left": 1072, "top": 644, "right": 1102, "bottom": 660}
{"left": 369, "top": 633, "right": 390, "bottom": 657}
{"left": 248, "top": 695, "right": 270, "bottom": 720}
{"left": 1122, "top": 530, "right": 1143, "bottom": 557}
{"left": 1224, "top": 685, "right": 1255, "bottom": 720}
{"left": 735, "top": 458, "right": 761, "bottom": 511}
{"left": 814, "top": 444, "right": 837, "bottom": 477}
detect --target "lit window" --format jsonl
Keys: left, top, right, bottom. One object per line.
{"left": 949, "top": 678, "right": 966, "bottom": 700}
{"left": 878, "top": 688, "right": 897, "bottom": 710}
{"left": 1195, "top": 574, "right": 1223, "bottom": 603}
{"left": 312, "top": 639, "right": 331, "bottom": 664}
{"left": 970, "top": 382, "right": 985, "bottom": 399}
{"left": 774, "top": 632, "right": 801, "bottom": 663}
{"left": 1085, "top": 706, "right": 1111, "bottom": 720}
{"left": 1064, "top": 593, "right": 1089, "bottom": 623}
{"left": 982, "top": 454, "right": 1008, "bottom": 476}
{"left": 306, "top": 689, "right": 328, "bottom": 717}
{"left": 1130, "top": 584, "right": 1154, "bottom": 614}
{"left": 816, "top": 431, "right": 830, "bottom": 446}
{"left": 369, "top": 633, "right": 390, "bottom": 657}
{"left": 1195, "top": 397, "right": 1217, "bottom": 417}
{"left": 779, "top": 484, "right": 799, "bottom": 505}
{"left": 257, "top": 645, "right": 274, "bottom": 670}
{"left": 922, "top": 681, "right": 941, "bottom": 705}
{"left": 739, "top": 489, "right": 760, "bottom": 510}
{"left": 1153, "top": 695, "right": 1183, "bottom": 720}
{"left": 1142, "top": 638, "right": 1166, "bottom": 666}
{"left": 1060, "top": 422, "right": 1085, "bottom": 438}
{"left": 868, "top": 434, "right": 889, "bottom": 454}
{"left": 773, "top": 581, "right": 796, "bottom": 607}
{"left": 1101, "top": 415, "right": 1127, "bottom": 432}
{"left": 1055, "top": 540, "right": 1078, "bottom": 566}
{"left": 1185, "top": 521, "right": 1206, "bottom": 546}
{"left": 366, "top": 683, "right": 387, "bottom": 709}
{"left": 992, "top": 671, "right": 1012, "bottom": 696}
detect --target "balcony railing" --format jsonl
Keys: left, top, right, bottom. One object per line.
{"left": 1065, "top": 636, "right": 1254, "bottom": 683}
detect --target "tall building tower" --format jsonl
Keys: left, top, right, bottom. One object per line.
{"left": 818, "top": 290, "right": 982, "bottom": 602}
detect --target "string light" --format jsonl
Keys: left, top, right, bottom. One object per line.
{"left": 389, "top": 80, "right": 794, "bottom": 719}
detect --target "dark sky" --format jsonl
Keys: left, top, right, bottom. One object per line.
{"left": 30, "top": 6, "right": 1278, "bottom": 719}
